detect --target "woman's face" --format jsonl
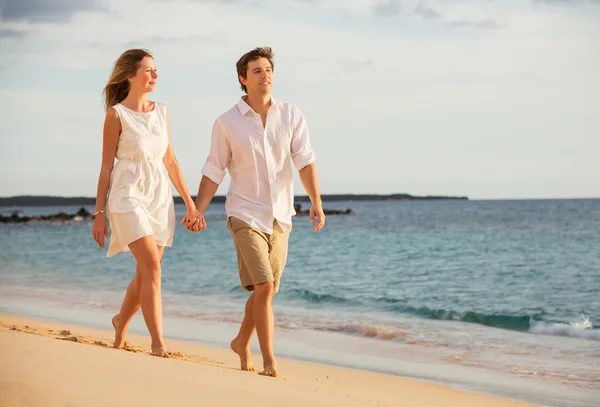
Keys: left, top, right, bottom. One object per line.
{"left": 129, "top": 56, "right": 158, "bottom": 93}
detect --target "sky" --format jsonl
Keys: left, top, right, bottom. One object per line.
{"left": 0, "top": 0, "right": 599, "bottom": 200}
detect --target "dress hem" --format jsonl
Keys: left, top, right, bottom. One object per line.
{"left": 106, "top": 232, "right": 173, "bottom": 258}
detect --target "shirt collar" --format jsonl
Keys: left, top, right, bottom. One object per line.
{"left": 237, "top": 95, "right": 278, "bottom": 116}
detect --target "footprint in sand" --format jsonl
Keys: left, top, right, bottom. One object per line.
{"left": 122, "top": 345, "right": 144, "bottom": 354}
{"left": 59, "top": 336, "right": 88, "bottom": 343}
{"left": 10, "top": 325, "right": 37, "bottom": 334}
{"left": 2, "top": 321, "right": 224, "bottom": 368}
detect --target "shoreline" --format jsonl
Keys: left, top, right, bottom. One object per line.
{"left": 1, "top": 297, "right": 598, "bottom": 407}
{"left": 0, "top": 312, "right": 542, "bottom": 407}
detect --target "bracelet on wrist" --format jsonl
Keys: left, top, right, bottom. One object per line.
{"left": 93, "top": 210, "right": 105, "bottom": 219}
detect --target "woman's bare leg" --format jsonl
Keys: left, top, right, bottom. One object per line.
{"left": 121, "top": 236, "right": 167, "bottom": 356}
{"left": 113, "top": 246, "right": 165, "bottom": 349}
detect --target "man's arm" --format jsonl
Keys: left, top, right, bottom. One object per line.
{"left": 291, "top": 107, "right": 324, "bottom": 231}
{"left": 192, "top": 119, "right": 230, "bottom": 231}
{"left": 195, "top": 175, "right": 219, "bottom": 215}
{"left": 299, "top": 163, "right": 325, "bottom": 232}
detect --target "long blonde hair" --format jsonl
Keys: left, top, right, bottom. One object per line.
{"left": 103, "top": 49, "right": 153, "bottom": 111}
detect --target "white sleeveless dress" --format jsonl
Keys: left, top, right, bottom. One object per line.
{"left": 106, "top": 102, "right": 175, "bottom": 258}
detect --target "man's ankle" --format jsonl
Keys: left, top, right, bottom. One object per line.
{"left": 262, "top": 354, "right": 276, "bottom": 363}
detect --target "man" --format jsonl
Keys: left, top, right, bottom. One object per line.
{"left": 193, "top": 47, "right": 325, "bottom": 377}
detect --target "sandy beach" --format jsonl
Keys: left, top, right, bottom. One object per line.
{"left": 0, "top": 313, "right": 539, "bottom": 407}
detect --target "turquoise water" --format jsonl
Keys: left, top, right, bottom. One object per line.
{"left": 1, "top": 199, "right": 599, "bottom": 405}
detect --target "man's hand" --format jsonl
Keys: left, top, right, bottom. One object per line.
{"left": 181, "top": 207, "right": 206, "bottom": 232}
{"left": 298, "top": 163, "right": 324, "bottom": 232}
{"left": 310, "top": 205, "right": 325, "bottom": 232}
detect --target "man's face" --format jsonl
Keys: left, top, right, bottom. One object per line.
{"left": 241, "top": 57, "right": 273, "bottom": 95}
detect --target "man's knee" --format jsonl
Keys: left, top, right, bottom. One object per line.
{"left": 253, "top": 281, "right": 274, "bottom": 301}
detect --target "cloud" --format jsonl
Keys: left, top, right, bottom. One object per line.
{"left": 373, "top": 0, "right": 405, "bottom": 17}
{"left": 372, "top": 0, "right": 442, "bottom": 19}
{"left": 0, "top": 0, "right": 108, "bottom": 23}
{"left": 372, "top": 1, "right": 465, "bottom": 22}
{"left": 447, "top": 18, "right": 502, "bottom": 29}
{"left": 0, "top": 27, "right": 25, "bottom": 38}
{"left": 342, "top": 58, "right": 374, "bottom": 70}
{"left": 413, "top": 4, "right": 442, "bottom": 19}
{"left": 373, "top": 1, "right": 502, "bottom": 28}
{"left": 122, "top": 33, "right": 229, "bottom": 49}
{"left": 535, "top": 0, "right": 600, "bottom": 5}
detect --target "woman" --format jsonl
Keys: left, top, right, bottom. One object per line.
{"left": 91, "top": 49, "right": 204, "bottom": 357}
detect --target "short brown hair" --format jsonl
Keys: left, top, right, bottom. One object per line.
{"left": 236, "top": 47, "right": 275, "bottom": 93}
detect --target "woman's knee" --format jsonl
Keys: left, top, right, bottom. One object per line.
{"left": 137, "top": 256, "right": 161, "bottom": 283}
{"left": 129, "top": 237, "right": 162, "bottom": 283}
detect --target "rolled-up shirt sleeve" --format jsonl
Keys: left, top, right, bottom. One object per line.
{"left": 290, "top": 107, "right": 316, "bottom": 171}
{"left": 201, "top": 118, "right": 230, "bottom": 184}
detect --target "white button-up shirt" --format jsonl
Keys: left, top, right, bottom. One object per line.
{"left": 201, "top": 96, "right": 316, "bottom": 234}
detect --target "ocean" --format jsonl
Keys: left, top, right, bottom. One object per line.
{"left": 1, "top": 199, "right": 599, "bottom": 406}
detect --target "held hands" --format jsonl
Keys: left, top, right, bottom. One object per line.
{"left": 181, "top": 206, "right": 206, "bottom": 232}
{"left": 92, "top": 214, "right": 109, "bottom": 248}
{"left": 310, "top": 204, "right": 326, "bottom": 232}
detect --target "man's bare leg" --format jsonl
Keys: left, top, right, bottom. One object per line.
{"left": 253, "top": 281, "right": 277, "bottom": 377}
{"left": 230, "top": 293, "right": 256, "bottom": 371}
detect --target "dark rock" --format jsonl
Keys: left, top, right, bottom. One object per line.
{"left": 77, "top": 207, "right": 92, "bottom": 217}
{"left": 294, "top": 203, "right": 355, "bottom": 216}
{"left": 0, "top": 207, "right": 93, "bottom": 224}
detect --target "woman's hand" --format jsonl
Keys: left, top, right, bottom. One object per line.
{"left": 92, "top": 213, "right": 109, "bottom": 248}
{"left": 181, "top": 206, "right": 206, "bottom": 232}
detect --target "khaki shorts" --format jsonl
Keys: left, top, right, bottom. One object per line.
{"left": 227, "top": 217, "right": 291, "bottom": 294}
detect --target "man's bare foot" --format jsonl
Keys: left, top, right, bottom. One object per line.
{"left": 258, "top": 359, "right": 278, "bottom": 378}
{"left": 230, "top": 338, "right": 255, "bottom": 371}
{"left": 151, "top": 347, "right": 170, "bottom": 358}
{"left": 112, "top": 314, "right": 126, "bottom": 349}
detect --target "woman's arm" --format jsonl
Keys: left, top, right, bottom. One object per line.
{"left": 163, "top": 110, "right": 204, "bottom": 231}
{"left": 92, "top": 108, "right": 120, "bottom": 248}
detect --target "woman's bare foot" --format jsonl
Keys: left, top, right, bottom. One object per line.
{"left": 112, "top": 314, "right": 126, "bottom": 349}
{"left": 258, "top": 358, "right": 278, "bottom": 378}
{"left": 151, "top": 347, "right": 170, "bottom": 358}
{"left": 230, "top": 338, "right": 255, "bottom": 371}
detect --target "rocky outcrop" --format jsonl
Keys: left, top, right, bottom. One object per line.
{"left": 0, "top": 207, "right": 92, "bottom": 223}
{"left": 293, "top": 203, "right": 355, "bottom": 216}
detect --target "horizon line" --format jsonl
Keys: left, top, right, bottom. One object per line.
{"left": 0, "top": 194, "right": 599, "bottom": 202}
